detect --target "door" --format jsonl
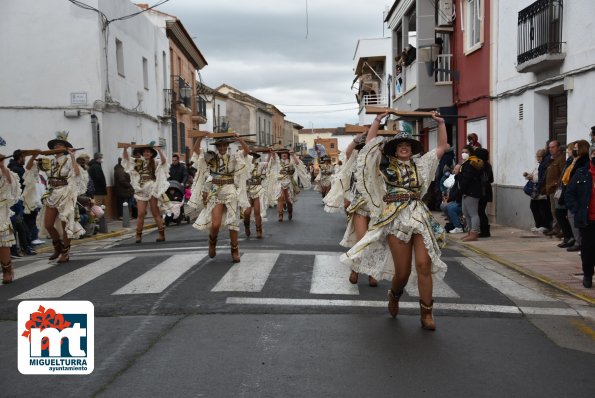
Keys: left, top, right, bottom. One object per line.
{"left": 549, "top": 94, "right": 567, "bottom": 146}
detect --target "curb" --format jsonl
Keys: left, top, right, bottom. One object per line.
{"left": 447, "top": 237, "right": 595, "bottom": 305}
{"left": 34, "top": 223, "right": 158, "bottom": 254}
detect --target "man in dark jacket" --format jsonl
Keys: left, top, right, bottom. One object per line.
{"left": 169, "top": 154, "right": 188, "bottom": 186}
{"left": 456, "top": 146, "right": 484, "bottom": 241}
{"left": 88, "top": 153, "right": 107, "bottom": 205}
{"left": 113, "top": 158, "right": 135, "bottom": 219}
{"left": 565, "top": 148, "right": 595, "bottom": 288}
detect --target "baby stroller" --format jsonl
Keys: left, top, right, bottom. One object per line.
{"left": 164, "top": 180, "right": 190, "bottom": 226}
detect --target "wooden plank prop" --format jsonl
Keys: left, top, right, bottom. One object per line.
{"left": 365, "top": 106, "right": 467, "bottom": 118}
{"left": 20, "top": 148, "right": 84, "bottom": 157}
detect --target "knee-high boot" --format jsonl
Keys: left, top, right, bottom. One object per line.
{"left": 230, "top": 230, "right": 240, "bottom": 263}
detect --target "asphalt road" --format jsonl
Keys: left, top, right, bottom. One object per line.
{"left": 1, "top": 190, "right": 594, "bottom": 397}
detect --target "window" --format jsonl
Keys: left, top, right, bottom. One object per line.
{"left": 330, "top": 143, "right": 335, "bottom": 149}
{"left": 116, "top": 39, "right": 125, "bottom": 77}
{"left": 463, "top": 0, "right": 483, "bottom": 53}
{"left": 142, "top": 57, "right": 149, "bottom": 90}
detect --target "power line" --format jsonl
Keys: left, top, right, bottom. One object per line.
{"left": 283, "top": 107, "right": 359, "bottom": 114}
{"left": 277, "top": 101, "right": 355, "bottom": 107}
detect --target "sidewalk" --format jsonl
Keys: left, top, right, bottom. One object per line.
{"left": 445, "top": 222, "right": 595, "bottom": 305}
{"left": 32, "top": 217, "right": 157, "bottom": 254}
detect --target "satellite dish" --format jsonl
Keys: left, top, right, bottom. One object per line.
{"left": 308, "top": 144, "right": 326, "bottom": 158}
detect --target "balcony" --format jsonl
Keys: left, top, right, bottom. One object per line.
{"left": 392, "top": 56, "right": 452, "bottom": 111}
{"left": 174, "top": 75, "right": 192, "bottom": 115}
{"left": 360, "top": 94, "right": 388, "bottom": 107}
{"left": 516, "top": 0, "right": 565, "bottom": 73}
{"left": 192, "top": 95, "right": 208, "bottom": 125}
{"left": 214, "top": 116, "right": 228, "bottom": 133}
{"left": 161, "top": 89, "right": 173, "bottom": 120}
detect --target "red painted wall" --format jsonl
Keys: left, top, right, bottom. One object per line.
{"left": 452, "top": 0, "right": 491, "bottom": 153}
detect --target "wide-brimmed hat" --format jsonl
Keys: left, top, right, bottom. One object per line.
{"left": 209, "top": 138, "right": 235, "bottom": 146}
{"left": 272, "top": 143, "right": 289, "bottom": 153}
{"left": 132, "top": 145, "right": 158, "bottom": 158}
{"left": 47, "top": 131, "right": 73, "bottom": 149}
{"left": 383, "top": 130, "right": 423, "bottom": 156}
{"left": 249, "top": 151, "right": 261, "bottom": 160}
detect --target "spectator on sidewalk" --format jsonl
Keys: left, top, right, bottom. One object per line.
{"left": 88, "top": 153, "right": 107, "bottom": 205}
{"left": 544, "top": 140, "right": 565, "bottom": 237}
{"left": 441, "top": 164, "right": 464, "bottom": 234}
{"left": 565, "top": 147, "right": 595, "bottom": 288}
{"left": 169, "top": 154, "right": 188, "bottom": 186}
{"left": 524, "top": 149, "right": 550, "bottom": 232}
{"left": 114, "top": 158, "right": 135, "bottom": 219}
{"left": 467, "top": 133, "right": 482, "bottom": 149}
{"left": 555, "top": 143, "right": 576, "bottom": 249}
{"left": 475, "top": 148, "right": 493, "bottom": 237}
{"left": 8, "top": 150, "right": 36, "bottom": 256}
{"left": 457, "top": 146, "right": 484, "bottom": 241}
{"left": 590, "top": 126, "right": 595, "bottom": 152}
{"left": 563, "top": 140, "right": 591, "bottom": 253}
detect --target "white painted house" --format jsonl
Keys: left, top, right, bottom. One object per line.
{"left": 491, "top": 0, "right": 595, "bottom": 228}
{"left": 0, "top": 0, "right": 171, "bottom": 188}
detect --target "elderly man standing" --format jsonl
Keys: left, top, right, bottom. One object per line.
{"left": 544, "top": 140, "right": 566, "bottom": 237}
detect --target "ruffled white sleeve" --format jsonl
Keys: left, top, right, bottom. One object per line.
{"left": 293, "top": 158, "right": 311, "bottom": 190}
{"left": 187, "top": 152, "right": 208, "bottom": 209}
{"left": 67, "top": 159, "right": 89, "bottom": 196}
{"left": 414, "top": 149, "right": 439, "bottom": 198}
{"left": 153, "top": 158, "right": 170, "bottom": 198}
{"left": 22, "top": 163, "right": 40, "bottom": 213}
{"left": 233, "top": 152, "right": 252, "bottom": 209}
{"left": 121, "top": 155, "right": 142, "bottom": 192}
{"left": 323, "top": 151, "right": 356, "bottom": 213}
{"left": 268, "top": 155, "right": 281, "bottom": 203}
{"left": 355, "top": 136, "right": 387, "bottom": 218}
{"left": 0, "top": 170, "right": 21, "bottom": 208}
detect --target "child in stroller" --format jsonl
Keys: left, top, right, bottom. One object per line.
{"left": 164, "top": 180, "right": 190, "bottom": 225}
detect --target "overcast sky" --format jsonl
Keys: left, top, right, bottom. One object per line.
{"left": 157, "top": 0, "right": 392, "bottom": 128}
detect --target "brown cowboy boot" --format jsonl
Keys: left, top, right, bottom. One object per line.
{"left": 278, "top": 209, "right": 283, "bottom": 222}
{"left": 287, "top": 202, "right": 293, "bottom": 220}
{"left": 387, "top": 288, "right": 404, "bottom": 318}
{"left": 255, "top": 224, "right": 263, "bottom": 239}
{"left": 1, "top": 261, "right": 14, "bottom": 284}
{"left": 420, "top": 299, "right": 436, "bottom": 331}
{"left": 230, "top": 230, "right": 240, "bottom": 263}
{"left": 208, "top": 234, "right": 217, "bottom": 258}
{"left": 57, "top": 243, "right": 71, "bottom": 264}
{"left": 49, "top": 239, "right": 62, "bottom": 260}
{"left": 244, "top": 220, "right": 251, "bottom": 237}
{"left": 135, "top": 227, "right": 143, "bottom": 244}
{"left": 156, "top": 226, "right": 166, "bottom": 242}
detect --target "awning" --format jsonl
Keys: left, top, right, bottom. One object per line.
{"left": 354, "top": 56, "right": 386, "bottom": 77}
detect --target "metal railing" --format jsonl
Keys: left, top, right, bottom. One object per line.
{"left": 435, "top": 54, "right": 453, "bottom": 83}
{"left": 162, "top": 89, "right": 173, "bottom": 117}
{"left": 361, "top": 94, "right": 388, "bottom": 106}
{"left": 517, "top": 0, "right": 564, "bottom": 65}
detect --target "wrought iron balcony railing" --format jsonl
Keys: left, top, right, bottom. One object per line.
{"left": 517, "top": 0, "right": 564, "bottom": 65}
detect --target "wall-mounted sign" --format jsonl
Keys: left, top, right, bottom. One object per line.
{"left": 70, "top": 92, "right": 88, "bottom": 105}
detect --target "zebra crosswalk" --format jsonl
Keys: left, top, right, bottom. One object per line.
{"left": 0, "top": 252, "right": 502, "bottom": 304}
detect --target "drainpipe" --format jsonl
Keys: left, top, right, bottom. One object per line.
{"left": 91, "top": 114, "right": 100, "bottom": 154}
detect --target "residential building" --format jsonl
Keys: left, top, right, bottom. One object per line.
{"left": 353, "top": 38, "right": 392, "bottom": 126}
{"left": 267, "top": 105, "right": 286, "bottom": 147}
{"left": 0, "top": 0, "right": 171, "bottom": 218}
{"left": 299, "top": 128, "right": 340, "bottom": 163}
{"left": 492, "top": 0, "right": 595, "bottom": 228}
{"left": 283, "top": 121, "right": 304, "bottom": 152}
{"left": 216, "top": 84, "right": 274, "bottom": 146}
{"left": 141, "top": 4, "right": 208, "bottom": 161}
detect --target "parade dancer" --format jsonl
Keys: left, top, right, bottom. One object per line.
{"left": 341, "top": 111, "right": 449, "bottom": 330}
{"left": 314, "top": 155, "right": 334, "bottom": 198}
{"left": 243, "top": 149, "right": 273, "bottom": 239}
{"left": 0, "top": 152, "right": 20, "bottom": 283}
{"left": 24, "top": 132, "right": 88, "bottom": 263}
{"left": 324, "top": 130, "right": 378, "bottom": 287}
{"left": 189, "top": 133, "right": 251, "bottom": 263}
{"left": 270, "top": 148, "right": 311, "bottom": 222}
{"left": 121, "top": 143, "right": 170, "bottom": 243}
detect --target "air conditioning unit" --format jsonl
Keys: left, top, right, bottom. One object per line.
{"left": 438, "top": 0, "right": 454, "bottom": 26}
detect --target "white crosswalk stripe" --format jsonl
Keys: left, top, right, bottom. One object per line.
{"left": 11, "top": 256, "right": 134, "bottom": 300}
{"left": 0, "top": 260, "right": 54, "bottom": 286}
{"left": 6, "top": 252, "right": 471, "bottom": 301}
{"left": 211, "top": 252, "right": 279, "bottom": 292}
{"left": 310, "top": 254, "right": 359, "bottom": 295}
{"left": 113, "top": 253, "right": 207, "bottom": 295}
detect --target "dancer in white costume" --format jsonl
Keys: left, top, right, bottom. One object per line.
{"left": 121, "top": 144, "right": 170, "bottom": 243}
{"left": 189, "top": 134, "right": 250, "bottom": 263}
{"left": 314, "top": 155, "right": 334, "bottom": 198}
{"left": 324, "top": 130, "right": 378, "bottom": 287}
{"left": 243, "top": 149, "right": 274, "bottom": 239}
{"left": 0, "top": 153, "right": 20, "bottom": 283}
{"left": 340, "top": 111, "right": 449, "bottom": 330}
{"left": 24, "top": 132, "right": 88, "bottom": 264}
{"left": 270, "top": 148, "right": 311, "bottom": 222}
